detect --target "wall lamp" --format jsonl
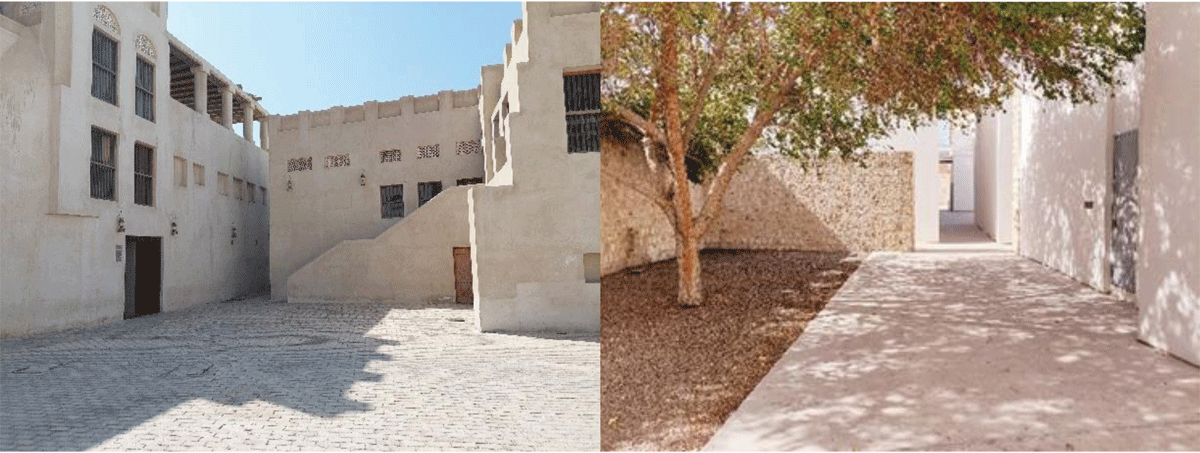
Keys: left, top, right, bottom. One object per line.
{"left": 287, "top": 179, "right": 293, "bottom": 192}
{"left": 360, "top": 172, "right": 366, "bottom": 186}
{"left": 117, "top": 213, "right": 125, "bottom": 233}
{"left": 170, "top": 221, "right": 179, "bottom": 236}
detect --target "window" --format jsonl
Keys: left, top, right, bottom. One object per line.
{"left": 260, "top": 187, "right": 267, "bottom": 205}
{"left": 325, "top": 154, "right": 350, "bottom": 168}
{"left": 217, "top": 172, "right": 229, "bottom": 196}
{"left": 90, "top": 128, "right": 116, "bottom": 201}
{"left": 380, "top": 184, "right": 404, "bottom": 219}
{"left": 135, "top": 57, "right": 154, "bottom": 121}
{"left": 456, "top": 177, "right": 483, "bottom": 186}
{"left": 233, "top": 177, "right": 244, "bottom": 200}
{"left": 133, "top": 144, "right": 154, "bottom": 206}
{"left": 287, "top": 157, "right": 312, "bottom": 172}
{"left": 563, "top": 71, "right": 600, "bottom": 153}
{"left": 247, "top": 182, "right": 256, "bottom": 203}
{"left": 91, "top": 30, "right": 118, "bottom": 105}
{"left": 456, "top": 140, "right": 481, "bottom": 155}
{"left": 417, "top": 144, "right": 439, "bottom": 159}
{"left": 418, "top": 181, "right": 442, "bottom": 207}
{"left": 380, "top": 149, "right": 402, "bottom": 163}
{"left": 174, "top": 156, "right": 187, "bottom": 187}
{"left": 193, "top": 163, "right": 205, "bottom": 186}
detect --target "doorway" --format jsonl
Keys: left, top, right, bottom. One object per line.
{"left": 452, "top": 247, "right": 473, "bottom": 304}
{"left": 124, "top": 236, "right": 162, "bottom": 319}
{"left": 1110, "top": 130, "right": 1139, "bottom": 294}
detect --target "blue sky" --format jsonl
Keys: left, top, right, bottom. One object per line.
{"left": 167, "top": 2, "right": 522, "bottom": 116}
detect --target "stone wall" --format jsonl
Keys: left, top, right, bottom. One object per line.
{"left": 602, "top": 141, "right": 914, "bottom": 275}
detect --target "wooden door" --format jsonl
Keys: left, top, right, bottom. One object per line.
{"left": 453, "top": 247, "right": 473, "bottom": 304}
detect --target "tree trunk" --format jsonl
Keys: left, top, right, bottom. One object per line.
{"left": 676, "top": 226, "right": 703, "bottom": 307}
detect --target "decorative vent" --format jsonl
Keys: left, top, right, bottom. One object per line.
{"left": 93, "top": 5, "right": 120, "bottom": 34}
{"left": 456, "top": 140, "right": 481, "bottom": 155}
{"left": 287, "top": 157, "right": 312, "bottom": 172}
{"left": 135, "top": 34, "right": 155, "bottom": 59}
{"left": 380, "top": 149, "right": 402, "bottom": 163}
{"left": 417, "top": 144, "right": 440, "bottom": 159}
{"left": 324, "top": 154, "right": 350, "bottom": 168}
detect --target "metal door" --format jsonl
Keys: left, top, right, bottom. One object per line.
{"left": 453, "top": 247, "right": 473, "bottom": 304}
{"left": 1111, "top": 130, "right": 1139, "bottom": 293}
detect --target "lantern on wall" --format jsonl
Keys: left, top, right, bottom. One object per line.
{"left": 117, "top": 213, "right": 125, "bottom": 233}
{"left": 170, "top": 221, "right": 178, "bottom": 236}
{"left": 287, "top": 179, "right": 293, "bottom": 192}
{"left": 360, "top": 172, "right": 366, "bottom": 186}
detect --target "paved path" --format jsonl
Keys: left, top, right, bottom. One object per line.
{"left": 1, "top": 300, "right": 599, "bottom": 451}
{"left": 706, "top": 251, "right": 1200, "bottom": 451}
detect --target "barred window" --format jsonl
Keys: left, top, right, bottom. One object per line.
{"left": 217, "top": 172, "right": 229, "bottom": 196}
{"left": 233, "top": 177, "right": 244, "bottom": 200}
{"left": 133, "top": 144, "right": 154, "bottom": 206}
{"left": 260, "top": 187, "right": 267, "bottom": 205}
{"left": 456, "top": 177, "right": 483, "bottom": 186}
{"left": 418, "top": 181, "right": 442, "bottom": 207}
{"left": 193, "top": 163, "right": 205, "bottom": 186}
{"left": 135, "top": 57, "right": 154, "bottom": 121}
{"left": 324, "top": 154, "right": 350, "bottom": 168}
{"left": 563, "top": 71, "right": 600, "bottom": 153}
{"left": 92, "top": 30, "right": 118, "bottom": 105}
{"left": 287, "top": 157, "right": 312, "bottom": 172}
{"left": 417, "top": 144, "right": 439, "bottom": 159}
{"left": 173, "top": 156, "right": 187, "bottom": 187}
{"left": 380, "top": 184, "right": 404, "bottom": 219}
{"left": 90, "top": 128, "right": 116, "bottom": 201}
{"left": 380, "top": 149, "right": 402, "bottom": 163}
{"left": 247, "top": 182, "right": 256, "bottom": 203}
{"left": 456, "top": 140, "right": 481, "bottom": 155}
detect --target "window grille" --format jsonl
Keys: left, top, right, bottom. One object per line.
{"left": 135, "top": 57, "right": 154, "bottom": 121}
{"left": 90, "top": 128, "right": 116, "bottom": 201}
{"left": 133, "top": 144, "right": 154, "bottom": 206}
{"left": 418, "top": 181, "right": 442, "bottom": 207}
{"left": 91, "top": 30, "right": 118, "bottom": 105}
{"left": 380, "top": 149, "right": 402, "bottom": 163}
{"left": 287, "top": 157, "right": 312, "bottom": 172}
{"left": 217, "top": 172, "right": 229, "bottom": 196}
{"left": 233, "top": 177, "right": 244, "bottom": 200}
{"left": 248, "top": 182, "right": 256, "bottom": 203}
{"left": 193, "top": 163, "right": 205, "bottom": 186}
{"left": 324, "top": 154, "right": 350, "bottom": 168}
{"left": 173, "top": 156, "right": 187, "bottom": 187}
{"left": 456, "top": 177, "right": 483, "bottom": 186}
{"left": 456, "top": 140, "right": 481, "bottom": 155}
{"left": 563, "top": 72, "right": 600, "bottom": 153}
{"left": 417, "top": 144, "right": 440, "bottom": 159}
{"left": 380, "top": 184, "right": 404, "bottom": 219}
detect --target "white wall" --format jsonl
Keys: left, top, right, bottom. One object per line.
{"left": 974, "top": 103, "right": 1014, "bottom": 244}
{"left": 873, "top": 126, "right": 939, "bottom": 244}
{"left": 1137, "top": 2, "right": 1200, "bottom": 366}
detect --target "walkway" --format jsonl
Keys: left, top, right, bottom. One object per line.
{"left": 1, "top": 299, "right": 599, "bottom": 451}
{"left": 706, "top": 251, "right": 1200, "bottom": 451}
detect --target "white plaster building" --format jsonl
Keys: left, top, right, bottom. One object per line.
{"left": 270, "top": 2, "right": 600, "bottom": 332}
{"left": 1, "top": 2, "right": 272, "bottom": 337}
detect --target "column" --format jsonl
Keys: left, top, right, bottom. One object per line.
{"left": 242, "top": 101, "right": 254, "bottom": 142}
{"left": 259, "top": 113, "right": 270, "bottom": 150}
{"left": 221, "top": 87, "right": 233, "bottom": 129}
{"left": 191, "top": 66, "right": 207, "bottom": 114}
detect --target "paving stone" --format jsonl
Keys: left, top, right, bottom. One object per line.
{"left": 1, "top": 300, "right": 599, "bottom": 451}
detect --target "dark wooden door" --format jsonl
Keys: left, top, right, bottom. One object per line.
{"left": 1111, "top": 130, "right": 1139, "bottom": 293}
{"left": 453, "top": 247, "right": 473, "bottom": 304}
{"left": 124, "top": 236, "right": 162, "bottom": 319}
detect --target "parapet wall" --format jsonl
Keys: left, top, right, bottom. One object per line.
{"left": 276, "top": 88, "right": 479, "bottom": 132}
{"left": 602, "top": 140, "right": 914, "bottom": 275}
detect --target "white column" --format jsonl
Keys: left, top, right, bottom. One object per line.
{"left": 259, "top": 114, "right": 270, "bottom": 150}
{"left": 242, "top": 101, "right": 254, "bottom": 141}
{"left": 221, "top": 87, "right": 233, "bottom": 129}
{"left": 191, "top": 66, "right": 207, "bottom": 114}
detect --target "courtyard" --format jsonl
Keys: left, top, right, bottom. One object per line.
{"left": 0, "top": 299, "right": 599, "bottom": 451}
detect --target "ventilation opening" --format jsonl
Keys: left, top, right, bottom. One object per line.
{"left": 584, "top": 253, "right": 600, "bottom": 283}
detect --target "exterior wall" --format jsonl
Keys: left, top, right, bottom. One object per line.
{"left": 1, "top": 2, "right": 269, "bottom": 338}
{"left": 267, "top": 92, "right": 484, "bottom": 300}
{"left": 602, "top": 149, "right": 914, "bottom": 276}
{"left": 874, "top": 126, "right": 939, "bottom": 244}
{"left": 974, "top": 104, "right": 1015, "bottom": 244}
{"left": 471, "top": 2, "right": 601, "bottom": 332}
{"left": 1138, "top": 2, "right": 1200, "bottom": 366}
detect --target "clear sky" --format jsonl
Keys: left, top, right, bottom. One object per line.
{"left": 167, "top": 2, "right": 522, "bottom": 116}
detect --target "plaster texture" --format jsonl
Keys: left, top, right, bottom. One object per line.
{"left": 0, "top": 298, "right": 600, "bottom": 450}
{"left": 1, "top": 2, "right": 269, "bottom": 338}
{"left": 469, "top": 2, "right": 601, "bottom": 332}
{"left": 974, "top": 103, "right": 1015, "bottom": 245}
{"left": 602, "top": 138, "right": 915, "bottom": 276}
{"left": 1137, "top": 2, "right": 1200, "bottom": 365}
{"left": 706, "top": 251, "right": 1200, "bottom": 451}
{"left": 267, "top": 91, "right": 484, "bottom": 300}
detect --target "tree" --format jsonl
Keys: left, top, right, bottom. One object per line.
{"left": 602, "top": 2, "right": 1143, "bottom": 307}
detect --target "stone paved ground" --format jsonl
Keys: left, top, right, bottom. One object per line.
{"left": 0, "top": 299, "right": 599, "bottom": 451}
{"left": 706, "top": 252, "right": 1200, "bottom": 451}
